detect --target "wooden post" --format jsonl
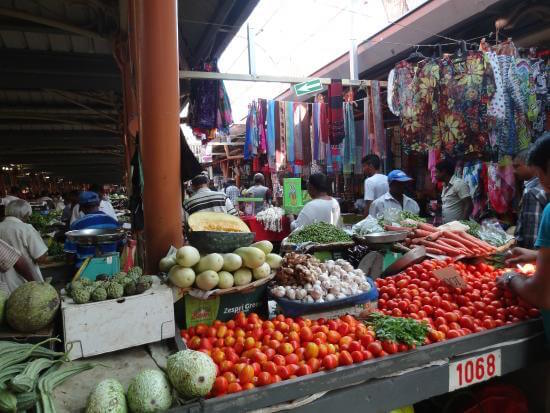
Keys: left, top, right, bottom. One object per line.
{"left": 134, "top": 0, "right": 183, "bottom": 271}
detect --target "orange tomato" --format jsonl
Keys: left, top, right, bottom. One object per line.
{"left": 338, "top": 335, "right": 353, "bottom": 347}
{"left": 211, "top": 349, "right": 225, "bottom": 364}
{"left": 223, "top": 371, "right": 237, "bottom": 383}
{"left": 216, "top": 325, "right": 227, "bottom": 338}
{"left": 224, "top": 336, "right": 236, "bottom": 347}
{"left": 327, "top": 331, "right": 341, "bottom": 344}
{"left": 300, "top": 327, "right": 314, "bottom": 342}
{"left": 313, "top": 332, "right": 327, "bottom": 343}
{"left": 239, "top": 365, "right": 255, "bottom": 384}
{"left": 288, "top": 331, "right": 300, "bottom": 342}
{"left": 242, "top": 382, "right": 255, "bottom": 390}
{"left": 317, "top": 343, "right": 329, "bottom": 358}
{"left": 307, "top": 357, "right": 321, "bottom": 372}
{"left": 244, "top": 337, "right": 256, "bottom": 350}
{"left": 277, "top": 343, "right": 294, "bottom": 356}
{"left": 304, "top": 342, "right": 319, "bottom": 359}
{"left": 272, "top": 331, "right": 284, "bottom": 342}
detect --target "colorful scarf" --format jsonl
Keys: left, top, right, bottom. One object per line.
{"left": 328, "top": 80, "right": 345, "bottom": 145}
{"left": 343, "top": 102, "right": 356, "bottom": 174}
{"left": 266, "top": 100, "right": 276, "bottom": 171}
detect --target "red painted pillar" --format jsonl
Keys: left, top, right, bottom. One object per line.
{"left": 135, "top": 0, "right": 183, "bottom": 271}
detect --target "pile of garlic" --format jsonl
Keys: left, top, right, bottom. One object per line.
{"left": 270, "top": 257, "right": 371, "bottom": 303}
{"left": 256, "top": 207, "right": 285, "bottom": 232}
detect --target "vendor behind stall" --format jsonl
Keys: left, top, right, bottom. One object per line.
{"left": 499, "top": 134, "right": 550, "bottom": 342}
{"left": 288, "top": 173, "right": 341, "bottom": 231}
{"left": 0, "top": 199, "right": 47, "bottom": 293}
{"left": 183, "top": 174, "right": 238, "bottom": 220}
{"left": 362, "top": 154, "right": 388, "bottom": 215}
{"left": 64, "top": 191, "right": 120, "bottom": 266}
{"left": 369, "top": 170, "right": 420, "bottom": 219}
{"left": 436, "top": 160, "right": 473, "bottom": 223}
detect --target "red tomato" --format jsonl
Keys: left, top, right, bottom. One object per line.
{"left": 262, "top": 361, "right": 277, "bottom": 375}
{"left": 276, "top": 365, "right": 289, "bottom": 379}
{"left": 348, "top": 340, "right": 362, "bottom": 352}
{"left": 447, "top": 329, "right": 461, "bottom": 339}
{"left": 367, "top": 341, "right": 383, "bottom": 357}
{"left": 256, "top": 372, "right": 272, "bottom": 386}
{"left": 300, "top": 327, "right": 313, "bottom": 342}
{"left": 351, "top": 350, "right": 364, "bottom": 363}
{"left": 213, "top": 376, "right": 229, "bottom": 395}
{"left": 382, "top": 341, "right": 398, "bottom": 354}
{"left": 339, "top": 350, "right": 354, "bottom": 366}
{"left": 322, "top": 355, "right": 338, "bottom": 370}
{"left": 227, "top": 382, "right": 242, "bottom": 393}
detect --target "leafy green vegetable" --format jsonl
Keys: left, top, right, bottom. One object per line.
{"left": 399, "top": 211, "right": 426, "bottom": 223}
{"left": 460, "top": 220, "right": 481, "bottom": 237}
{"left": 364, "top": 312, "right": 429, "bottom": 346}
{"left": 47, "top": 241, "right": 64, "bottom": 257}
{"left": 288, "top": 222, "right": 352, "bottom": 244}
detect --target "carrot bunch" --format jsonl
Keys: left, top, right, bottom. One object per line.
{"left": 387, "top": 223, "right": 496, "bottom": 258}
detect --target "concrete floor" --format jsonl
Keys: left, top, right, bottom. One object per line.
{"left": 53, "top": 346, "right": 160, "bottom": 412}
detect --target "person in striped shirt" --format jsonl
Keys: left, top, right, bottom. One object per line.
{"left": 183, "top": 174, "right": 238, "bottom": 221}
{"left": 0, "top": 238, "right": 40, "bottom": 291}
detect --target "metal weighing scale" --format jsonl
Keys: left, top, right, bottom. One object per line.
{"left": 65, "top": 228, "right": 126, "bottom": 281}
{"left": 356, "top": 231, "right": 426, "bottom": 279}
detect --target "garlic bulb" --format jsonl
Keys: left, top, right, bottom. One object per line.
{"left": 286, "top": 288, "right": 296, "bottom": 300}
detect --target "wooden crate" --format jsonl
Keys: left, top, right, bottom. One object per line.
{"left": 0, "top": 324, "right": 56, "bottom": 349}
{"left": 61, "top": 279, "right": 175, "bottom": 360}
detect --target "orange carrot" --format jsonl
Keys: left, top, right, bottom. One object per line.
{"left": 418, "top": 223, "right": 438, "bottom": 232}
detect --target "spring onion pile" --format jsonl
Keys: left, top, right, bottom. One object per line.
{"left": 0, "top": 339, "right": 94, "bottom": 412}
{"left": 288, "top": 222, "right": 352, "bottom": 244}
{"left": 363, "top": 313, "right": 429, "bottom": 346}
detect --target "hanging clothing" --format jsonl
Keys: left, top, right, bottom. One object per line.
{"left": 244, "top": 102, "right": 258, "bottom": 160}
{"left": 387, "top": 68, "right": 399, "bottom": 116}
{"left": 371, "top": 80, "right": 387, "bottom": 159}
{"left": 285, "top": 101, "right": 295, "bottom": 170}
{"left": 343, "top": 102, "right": 356, "bottom": 174}
{"left": 257, "top": 99, "right": 267, "bottom": 154}
{"left": 530, "top": 58, "right": 548, "bottom": 140}
{"left": 436, "top": 51, "right": 496, "bottom": 156}
{"left": 328, "top": 80, "right": 345, "bottom": 145}
{"left": 266, "top": 100, "right": 277, "bottom": 171}
{"left": 487, "top": 157, "right": 515, "bottom": 214}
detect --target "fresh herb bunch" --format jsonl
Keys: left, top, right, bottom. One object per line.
{"left": 399, "top": 211, "right": 426, "bottom": 223}
{"left": 28, "top": 213, "right": 50, "bottom": 233}
{"left": 288, "top": 222, "right": 352, "bottom": 244}
{"left": 460, "top": 220, "right": 481, "bottom": 237}
{"left": 364, "top": 312, "right": 429, "bottom": 346}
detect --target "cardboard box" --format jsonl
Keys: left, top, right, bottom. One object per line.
{"left": 61, "top": 279, "right": 175, "bottom": 360}
{"left": 174, "top": 284, "right": 269, "bottom": 329}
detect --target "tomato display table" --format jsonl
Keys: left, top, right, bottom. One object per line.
{"left": 241, "top": 215, "right": 291, "bottom": 242}
{"left": 170, "top": 319, "right": 544, "bottom": 412}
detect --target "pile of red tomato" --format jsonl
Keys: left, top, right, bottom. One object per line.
{"left": 376, "top": 259, "right": 539, "bottom": 342}
{"left": 181, "top": 312, "right": 413, "bottom": 397}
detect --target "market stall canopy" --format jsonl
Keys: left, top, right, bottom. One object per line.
{"left": 0, "top": 0, "right": 257, "bottom": 184}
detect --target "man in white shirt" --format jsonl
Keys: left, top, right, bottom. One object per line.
{"left": 436, "top": 160, "right": 473, "bottom": 223}
{"left": 362, "top": 155, "right": 389, "bottom": 215}
{"left": 369, "top": 170, "right": 420, "bottom": 219}
{"left": 0, "top": 200, "right": 46, "bottom": 293}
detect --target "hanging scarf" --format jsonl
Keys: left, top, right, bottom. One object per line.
{"left": 285, "top": 101, "right": 295, "bottom": 170}
{"left": 363, "top": 91, "right": 371, "bottom": 157}
{"left": 371, "top": 80, "right": 386, "bottom": 161}
{"left": 343, "top": 102, "right": 356, "bottom": 174}
{"left": 312, "top": 103, "right": 321, "bottom": 161}
{"left": 301, "top": 104, "right": 312, "bottom": 167}
{"left": 244, "top": 102, "right": 258, "bottom": 160}
{"left": 328, "top": 80, "right": 345, "bottom": 145}
{"left": 293, "top": 103, "right": 304, "bottom": 169}
{"left": 278, "top": 102, "right": 286, "bottom": 171}
{"left": 257, "top": 99, "right": 267, "bottom": 153}
{"left": 266, "top": 100, "right": 276, "bottom": 171}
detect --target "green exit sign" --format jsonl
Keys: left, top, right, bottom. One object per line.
{"left": 293, "top": 78, "right": 323, "bottom": 97}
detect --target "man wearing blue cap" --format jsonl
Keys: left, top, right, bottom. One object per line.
{"left": 369, "top": 170, "right": 420, "bottom": 219}
{"left": 64, "top": 191, "right": 120, "bottom": 266}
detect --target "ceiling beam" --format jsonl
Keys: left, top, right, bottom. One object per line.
{"left": 0, "top": 50, "right": 121, "bottom": 91}
{"left": 0, "top": 7, "right": 106, "bottom": 40}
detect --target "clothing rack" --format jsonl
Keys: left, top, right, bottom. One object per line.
{"left": 180, "top": 70, "right": 387, "bottom": 88}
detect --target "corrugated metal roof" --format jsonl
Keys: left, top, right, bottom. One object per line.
{"left": 0, "top": 0, "right": 257, "bottom": 184}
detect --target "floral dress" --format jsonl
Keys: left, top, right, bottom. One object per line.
{"left": 435, "top": 51, "right": 496, "bottom": 157}
{"left": 392, "top": 59, "right": 439, "bottom": 152}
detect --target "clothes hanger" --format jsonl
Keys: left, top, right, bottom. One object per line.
{"left": 406, "top": 45, "right": 426, "bottom": 62}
